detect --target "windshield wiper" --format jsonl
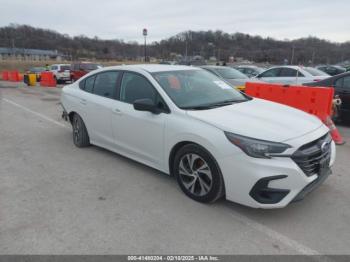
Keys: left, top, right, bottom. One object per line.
{"left": 181, "top": 99, "right": 247, "bottom": 110}
{"left": 181, "top": 105, "right": 218, "bottom": 110}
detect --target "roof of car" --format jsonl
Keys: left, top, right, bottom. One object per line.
{"left": 200, "top": 65, "right": 233, "bottom": 70}
{"left": 268, "top": 65, "right": 322, "bottom": 72}
{"left": 72, "top": 61, "right": 101, "bottom": 64}
{"left": 102, "top": 64, "right": 200, "bottom": 73}
{"left": 317, "top": 65, "right": 345, "bottom": 68}
{"left": 237, "top": 65, "right": 260, "bottom": 68}
{"left": 270, "top": 65, "right": 304, "bottom": 70}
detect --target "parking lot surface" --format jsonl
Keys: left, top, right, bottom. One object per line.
{"left": 0, "top": 82, "right": 350, "bottom": 255}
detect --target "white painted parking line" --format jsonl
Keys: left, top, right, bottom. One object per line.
{"left": 2, "top": 97, "right": 330, "bottom": 258}
{"left": 226, "top": 209, "right": 322, "bottom": 256}
{"left": 2, "top": 98, "right": 70, "bottom": 129}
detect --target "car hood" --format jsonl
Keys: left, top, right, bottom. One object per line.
{"left": 186, "top": 98, "right": 323, "bottom": 142}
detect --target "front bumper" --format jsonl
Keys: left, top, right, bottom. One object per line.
{"left": 218, "top": 128, "right": 335, "bottom": 208}
{"left": 292, "top": 167, "right": 331, "bottom": 202}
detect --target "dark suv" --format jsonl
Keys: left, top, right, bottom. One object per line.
{"left": 304, "top": 72, "right": 350, "bottom": 122}
{"left": 316, "top": 65, "right": 346, "bottom": 76}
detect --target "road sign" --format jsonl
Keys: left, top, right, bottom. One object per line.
{"left": 143, "top": 28, "right": 148, "bottom": 36}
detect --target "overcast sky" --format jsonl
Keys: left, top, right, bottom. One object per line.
{"left": 0, "top": 0, "right": 349, "bottom": 43}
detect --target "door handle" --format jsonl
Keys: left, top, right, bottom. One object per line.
{"left": 80, "top": 99, "right": 87, "bottom": 105}
{"left": 113, "top": 108, "right": 123, "bottom": 115}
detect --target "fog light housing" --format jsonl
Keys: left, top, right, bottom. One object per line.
{"left": 249, "top": 175, "right": 290, "bottom": 204}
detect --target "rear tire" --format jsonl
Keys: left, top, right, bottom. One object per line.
{"left": 173, "top": 144, "right": 225, "bottom": 203}
{"left": 72, "top": 114, "right": 90, "bottom": 147}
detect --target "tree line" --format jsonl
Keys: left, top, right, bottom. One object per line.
{"left": 0, "top": 24, "right": 349, "bottom": 64}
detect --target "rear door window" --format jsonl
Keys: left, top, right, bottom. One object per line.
{"left": 259, "top": 68, "right": 281, "bottom": 77}
{"left": 335, "top": 78, "right": 344, "bottom": 88}
{"left": 279, "top": 68, "right": 298, "bottom": 77}
{"left": 93, "top": 71, "right": 119, "bottom": 98}
{"left": 84, "top": 75, "right": 96, "bottom": 93}
{"left": 342, "top": 76, "right": 350, "bottom": 90}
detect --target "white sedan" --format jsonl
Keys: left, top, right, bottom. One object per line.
{"left": 255, "top": 65, "right": 330, "bottom": 85}
{"left": 61, "top": 64, "right": 335, "bottom": 208}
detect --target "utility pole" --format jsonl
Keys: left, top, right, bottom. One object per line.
{"left": 290, "top": 45, "right": 295, "bottom": 65}
{"left": 311, "top": 50, "right": 315, "bottom": 66}
{"left": 143, "top": 28, "right": 148, "bottom": 62}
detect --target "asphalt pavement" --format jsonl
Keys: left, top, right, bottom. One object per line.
{"left": 0, "top": 82, "right": 349, "bottom": 255}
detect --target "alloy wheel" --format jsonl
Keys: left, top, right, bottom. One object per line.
{"left": 178, "top": 153, "right": 213, "bottom": 196}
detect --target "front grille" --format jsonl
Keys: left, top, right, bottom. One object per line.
{"left": 292, "top": 133, "right": 332, "bottom": 176}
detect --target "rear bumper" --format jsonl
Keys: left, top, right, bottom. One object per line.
{"left": 57, "top": 76, "right": 71, "bottom": 81}
{"left": 56, "top": 73, "right": 71, "bottom": 81}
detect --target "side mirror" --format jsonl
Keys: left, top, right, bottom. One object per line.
{"left": 133, "top": 98, "right": 159, "bottom": 114}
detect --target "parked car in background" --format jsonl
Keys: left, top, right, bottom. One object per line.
{"left": 61, "top": 64, "right": 335, "bottom": 208}
{"left": 234, "top": 65, "right": 265, "bottom": 78}
{"left": 159, "top": 61, "right": 177, "bottom": 65}
{"left": 201, "top": 65, "right": 252, "bottom": 91}
{"left": 24, "top": 67, "right": 47, "bottom": 82}
{"left": 70, "top": 62, "right": 102, "bottom": 81}
{"left": 178, "top": 59, "right": 206, "bottom": 66}
{"left": 304, "top": 72, "right": 350, "bottom": 122}
{"left": 255, "top": 66, "right": 330, "bottom": 85}
{"left": 50, "top": 64, "right": 71, "bottom": 83}
{"left": 316, "top": 65, "right": 346, "bottom": 76}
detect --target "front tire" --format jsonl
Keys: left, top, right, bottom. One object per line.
{"left": 173, "top": 144, "right": 224, "bottom": 203}
{"left": 72, "top": 114, "right": 90, "bottom": 147}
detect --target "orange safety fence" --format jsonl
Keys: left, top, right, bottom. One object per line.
{"left": 245, "top": 82, "right": 344, "bottom": 145}
{"left": 2, "top": 71, "right": 9, "bottom": 81}
{"left": 40, "top": 71, "right": 56, "bottom": 87}
{"left": 8, "top": 71, "right": 22, "bottom": 82}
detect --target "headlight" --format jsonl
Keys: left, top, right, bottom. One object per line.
{"left": 224, "top": 132, "right": 291, "bottom": 158}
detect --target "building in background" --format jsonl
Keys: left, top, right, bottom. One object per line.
{"left": 0, "top": 47, "right": 65, "bottom": 61}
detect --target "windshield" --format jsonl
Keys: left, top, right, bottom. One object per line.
{"left": 80, "top": 63, "right": 101, "bottom": 70}
{"left": 152, "top": 69, "right": 249, "bottom": 109}
{"left": 255, "top": 67, "right": 265, "bottom": 74}
{"left": 213, "top": 67, "right": 248, "bottom": 79}
{"left": 303, "top": 67, "right": 329, "bottom": 76}
{"left": 61, "top": 65, "right": 70, "bottom": 71}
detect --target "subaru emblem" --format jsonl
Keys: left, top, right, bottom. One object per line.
{"left": 321, "top": 141, "right": 330, "bottom": 153}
